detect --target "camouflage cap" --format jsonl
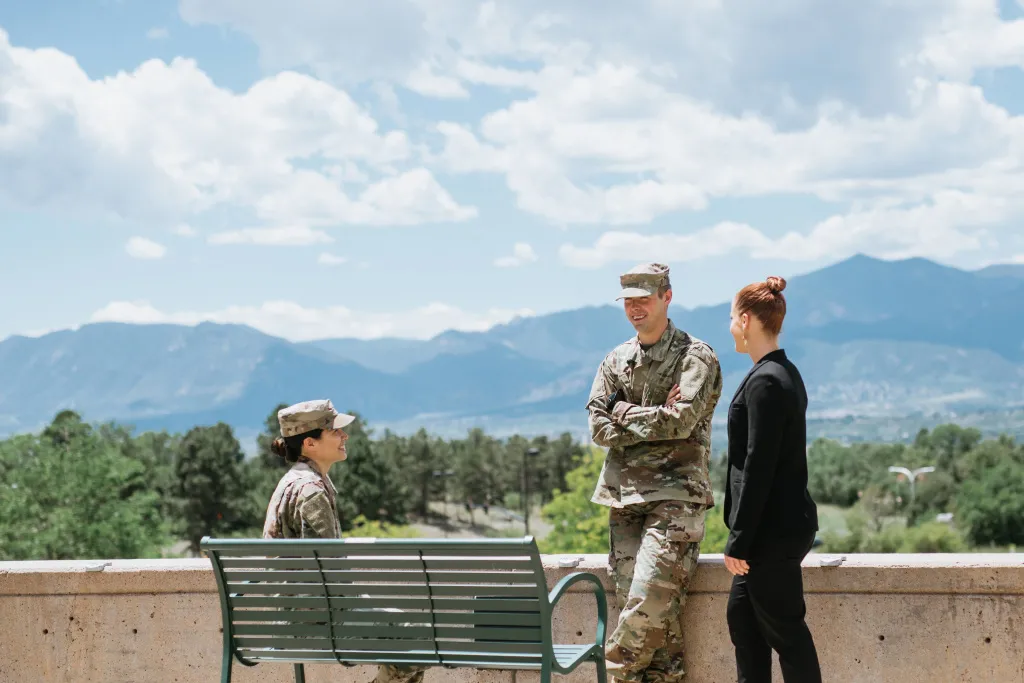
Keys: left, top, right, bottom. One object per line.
{"left": 616, "top": 262, "right": 671, "bottom": 300}
{"left": 277, "top": 399, "right": 355, "bottom": 437}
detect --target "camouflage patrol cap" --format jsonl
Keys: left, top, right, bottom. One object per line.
{"left": 277, "top": 399, "right": 355, "bottom": 437}
{"left": 616, "top": 262, "right": 671, "bottom": 300}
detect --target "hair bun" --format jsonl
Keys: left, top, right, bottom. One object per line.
{"left": 270, "top": 436, "right": 289, "bottom": 459}
{"left": 765, "top": 276, "right": 787, "bottom": 293}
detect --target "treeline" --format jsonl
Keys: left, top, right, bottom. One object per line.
{"left": 801, "top": 425, "right": 1024, "bottom": 548}
{"left": 3, "top": 410, "right": 1021, "bottom": 561}
{"left": 0, "top": 406, "right": 586, "bottom": 561}
{"left": 539, "top": 424, "right": 1024, "bottom": 556}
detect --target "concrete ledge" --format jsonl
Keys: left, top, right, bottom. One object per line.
{"left": 1, "top": 553, "right": 1022, "bottom": 682}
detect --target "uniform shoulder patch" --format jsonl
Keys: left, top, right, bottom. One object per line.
{"left": 685, "top": 338, "right": 718, "bottom": 366}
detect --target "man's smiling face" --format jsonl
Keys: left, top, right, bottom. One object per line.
{"left": 623, "top": 288, "right": 672, "bottom": 336}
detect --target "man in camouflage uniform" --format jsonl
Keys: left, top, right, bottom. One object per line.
{"left": 264, "top": 400, "right": 426, "bottom": 683}
{"left": 587, "top": 264, "right": 723, "bottom": 683}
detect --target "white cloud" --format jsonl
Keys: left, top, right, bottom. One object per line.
{"left": 440, "top": 70, "right": 1024, "bottom": 226}
{"left": 559, "top": 223, "right": 769, "bottom": 269}
{"left": 208, "top": 226, "right": 333, "bottom": 246}
{"left": 90, "top": 300, "right": 536, "bottom": 341}
{"left": 125, "top": 237, "right": 167, "bottom": 260}
{"left": 561, "top": 189, "right": 1024, "bottom": 267}
{"left": 917, "top": 5, "right": 1024, "bottom": 80}
{"left": 405, "top": 62, "right": 469, "bottom": 98}
{"left": 494, "top": 242, "right": 538, "bottom": 267}
{"left": 146, "top": 27, "right": 169, "bottom": 40}
{"left": 318, "top": 252, "right": 348, "bottom": 266}
{"left": 178, "top": 1, "right": 1024, "bottom": 258}
{"left": 178, "top": 0, "right": 1023, "bottom": 115}
{"left": 0, "top": 29, "right": 474, "bottom": 227}
{"left": 760, "top": 190, "right": 1017, "bottom": 262}
{"left": 172, "top": 224, "right": 197, "bottom": 237}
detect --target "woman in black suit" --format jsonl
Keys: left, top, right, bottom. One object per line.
{"left": 722, "top": 276, "right": 822, "bottom": 683}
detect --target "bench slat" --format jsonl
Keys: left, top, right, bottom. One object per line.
{"left": 238, "top": 650, "right": 546, "bottom": 664}
{"left": 218, "top": 558, "right": 535, "bottom": 571}
{"left": 229, "top": 596, "right": 541, "bottom": 612}
{"left": 235, "top": 637, "right": 433, "bottom": 651}
{"left": 222, "top": 570, "right": 539, "bottom": 584}
{"left": 210, "top": 543, "right": 535, "bottom": 557}
{"left": 226, "top": 582, "right": 540, "bottom": 598}
{"left": 230, "top": 609, "right": 543, "bottom": 627}
{"left": 417, "top": 612, "right": 543, "bottom": 627}
{"left": 235, "top": 636, "right": 545, "bottom": 655}
{"left": 238, "top": 650, "right": 436, "bottom": 663}
{"left": 232, "top": 622, "right": 544, "bottom": 641}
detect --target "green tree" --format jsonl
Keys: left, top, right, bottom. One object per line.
{"left": 123, "top": 429, "right": 181, "bottom": 524}
{"left": 0, "top": 414, "right": 169, "bottom": 560}
{"left": 539, "top": 447, "right": 608, "bottom": 554}
{"left": 175, "top": 423, "right": 252, "bottom": 552}
{"left": 391, "top": 428, "right": 447, "bottom": 519}
{"left": 700, "top": 504, "right": 731, "bottom": 554}
{"left": 452, "top": 428, "right": 505, "bottom": 509}
{"left": 540, "top": 447, "right": 732, "bottom": 556}
{"left": 956, "top": 457, "right": 1024, "bottom": 547}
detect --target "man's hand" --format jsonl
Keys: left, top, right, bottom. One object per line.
{"left": 724, "top": 555, "right": 750, "bottom": 576}
{"left": 665, "top": 384, "right": 681, "bottom": 406}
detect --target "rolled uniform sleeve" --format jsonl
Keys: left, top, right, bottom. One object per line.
{"left": 723, "top": 375, "right": 787, "bottom": 560}
{"left": 615, "top": 351, "right": 720, "bottom": 441}
{"left": 587, "top": 354, "right": 647, "bottom": 448}
{"left": 297, "top": 485, "right": 340, "bottom": 539}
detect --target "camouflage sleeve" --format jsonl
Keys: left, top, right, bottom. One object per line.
{"left": 586, "top": 354, "right": 644, "bottom": 448}
{"left": 297, "top": 485, "right": 339, "bottom": 539}
{"left": 614, "top": 350, "right": 721, "bottom": 441}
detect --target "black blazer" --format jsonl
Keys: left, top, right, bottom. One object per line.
{"left": 723, "top": 348, "right": 818, "bottom": 560}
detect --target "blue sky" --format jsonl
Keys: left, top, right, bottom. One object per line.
{"left": 2, "top": 0, "right": 1024, "bottom": 341}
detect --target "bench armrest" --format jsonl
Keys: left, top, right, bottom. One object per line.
{"left": 547, "top": 571, "right": 608, "bottom": 649}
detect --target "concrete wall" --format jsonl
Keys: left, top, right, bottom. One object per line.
{"left": 1, "top": 553, "right": 1022, "bottom": 683}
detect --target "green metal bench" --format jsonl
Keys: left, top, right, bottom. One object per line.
{"left": 201, "top": 536, "right": 608, "bottom": 683}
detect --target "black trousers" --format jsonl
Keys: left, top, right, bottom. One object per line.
{"left": 726, "top": 534, "right": 822, "bottom": 683}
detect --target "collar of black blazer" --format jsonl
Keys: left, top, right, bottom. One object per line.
{"left": 732, "top": 347, "right": 788, "bottom": 399}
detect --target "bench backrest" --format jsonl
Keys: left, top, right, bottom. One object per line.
{"left": 201, "top": 536, "right": 553, "bottom": 669}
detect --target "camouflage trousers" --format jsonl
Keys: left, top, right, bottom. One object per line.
{"left": 605, "top": 500, "right": 706, "bottom": 683}
{"left": 373, "top": 664, "right": 425, "bottom": 683}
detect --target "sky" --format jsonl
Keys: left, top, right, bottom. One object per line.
{"left": 2, "top": 0, "right": 1024, "bottom": 342}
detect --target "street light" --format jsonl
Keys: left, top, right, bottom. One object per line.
{"left": 433, "top": 469, "right": 455, "bottom": 537}
{"left": 888, "top": 465, "right": 935, "bottom": 504}
{"left": 523, "top": 448, "right": 541, "bottom": 535}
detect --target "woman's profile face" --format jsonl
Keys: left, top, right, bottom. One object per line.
{"left": 729, "top": 299, "right": 746, "bottom": 353}
{"left": 305, "top": 427, "right": 349, "bottom": 462}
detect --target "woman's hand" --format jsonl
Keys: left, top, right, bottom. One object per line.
{"left": 724, "top": 555, "right": 750, "bottom": 576}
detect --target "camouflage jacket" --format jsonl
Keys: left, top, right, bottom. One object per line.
{"left": 262, "top": 456, "right": 342, "bottom": 539}
{"left": 588, "top": 320, "right": 723, "bottom": 508}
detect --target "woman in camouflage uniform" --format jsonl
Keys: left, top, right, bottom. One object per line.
{"left": 263, "top": 399, "right": 425, "bottom": 683}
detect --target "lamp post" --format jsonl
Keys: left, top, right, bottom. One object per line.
{"left": 888, "top": 465, "right": 935, "bottom": 504}
{"left": 523, "top": 448, "right": 541, "bottom": 535}
{"left": 433, "top": 469, "right": 455, "bottom": 537}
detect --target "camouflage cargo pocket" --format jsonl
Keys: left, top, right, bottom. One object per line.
{"left": 657, "top": 501, "right": 706, "bottom": 544}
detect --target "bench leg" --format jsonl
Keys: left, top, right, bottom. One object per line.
{"left": 220, "top": 655, "right": 232, "bottom": 683}
{"left": 595, "top": 655, "right": 607, "bottom": 683}
{"left": 294, "top": 663, "right": 306, "bottom": 683}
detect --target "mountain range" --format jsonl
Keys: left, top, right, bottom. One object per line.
{"left": 1, "top": 255, "right": 1022, "bottom": 446}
